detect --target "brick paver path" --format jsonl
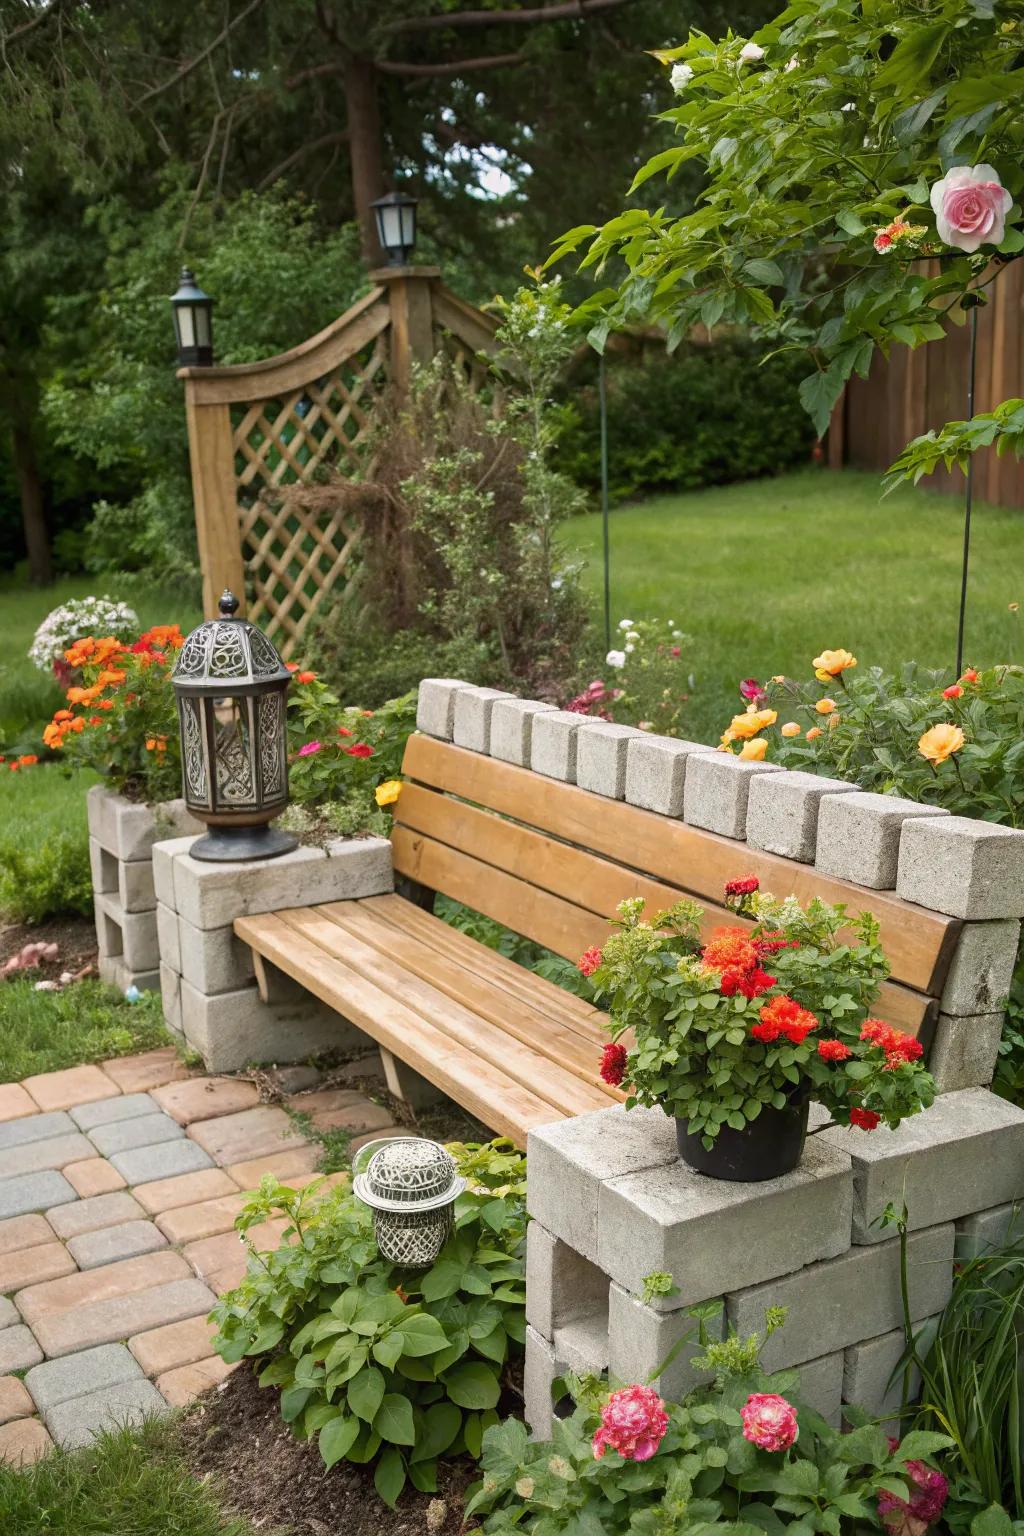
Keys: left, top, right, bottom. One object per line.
{"left": 0, "top": 1048, "right": 402, "bottom": 1464}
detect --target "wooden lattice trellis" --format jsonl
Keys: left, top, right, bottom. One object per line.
{"left": 181, "top": 269, "right": 499, "bottom": 655}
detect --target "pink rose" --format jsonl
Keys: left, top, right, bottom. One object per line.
{"left": 591, "top": 1384, "right": 668, "bottom": 1463}
{"left": 930, "top": 165, "right": 1012, "bottom": 253}
{"left": 878, "top": 1457, "right": 949, "bottom": 1536}
{"left": 740, "top": 1392, "right": 799, "bottom": 1452}
{"left": 297, "top": 740, "right": 322, "bottom": 757}
{"left": 739, "top": 677, "right": 764, "bottom": 703}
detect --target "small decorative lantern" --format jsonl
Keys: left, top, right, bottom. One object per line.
{"left": 353, "top": 1137, "right": 465, "bottom": 1268}
{"left": 170, "top": 266, "right": 214, "bottom": 366}
{"left": 171, "top": 590, "right": 297, "bottom": 863}
{"left": 370, "top": 190, "right": 418, "bottom": 265}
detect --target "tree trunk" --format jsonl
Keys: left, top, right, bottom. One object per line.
{"left": 11, "top": 414, "right": 51, "bottom": 586}
{"left": 342, "top": 52, "right": 385, "bottom": 266}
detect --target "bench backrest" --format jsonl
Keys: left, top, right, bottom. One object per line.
{"left": 394, "top": 734, "right": 962, "bottom": 1043}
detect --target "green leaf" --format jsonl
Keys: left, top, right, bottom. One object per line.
{"left": 319, "top": 1413, "right": 359, "bottom": 1470}
{"left": 798, "top": 365, "right": 846, "bottom": 438}
{"left": 280, "top": 1385, "right": 313, "bottom": 1423}
{"left": 348, "top": 1366, "right": 386, "bottom": 1423}
{"left": 375, "top": 1392, "right": 416, "bottom": 1446}
{"left": 374, "top": 1446, "right": 407, "bottom": 1509}
{"left": 412, "top": 1401, "right": 463, "bottom": 1463}
{"left": 419, "top": 1258, "right": 464, "bottom": 1302}
{"left": 743, "top": 258, "right": 783, "bottom": 287}
{"left": 443, "top": 1360, "right": 501, "bottom": 1410}
{"left": 372, "top": 1331, "right": 404, "bottom": 1370}
{"left": 892, "top": 1430, "right": 954, "bottom": 1462}
{"left": 971, "top": 1506, "right": 1017, "bottom": 1536}
{"left": 835, "top": 210, "right": 866, "bottom": 236}
{"left": 393, "top": 1312, "right": 450, "bottom": 1357}
{"left": 408, "top": 1458, "right": 438, "bottom": 1493}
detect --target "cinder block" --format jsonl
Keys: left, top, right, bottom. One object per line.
{"left": 957, "top": 1199, "right": 1024, "bottom": 1256}
{"left": 165, "top": 837, "right": 393, "bottom": 930}
{"left": 941, "top": 920, "right": 1020, "bottom": 1015}
{"left": 843, "top": 1324, "right": 929, "bottom": 1421}
{"left": 452, "top": 686, "right": 514, "bottom": 753}
{"left": 746, "top": 772, "right": 855, "bottom": 864}
{"left": 526, "top": 1222, "right": 610, "bottom": 1340}
{"left": 88, "top": 786, "right": 200, "bottom": 863}
{"left": 159, "top": 965, "right": 182, "bottom": 1035}
{"left": 682, "top": 752, "right": 784, "bottom": 840}
{"left": 176, "top": 912, "right": 255, "bottom": 995}
{"left": 179, "top": 977, "right": 369, "bottom": 1073}
{"left": 527, "top": 1106, "right": 679, "bottom": 1266}
{"left": 576, "top": 723, "right": 643, "bottom": 800}
{"left": 89, "top": 838, "right": 118, "bottom": 896}
{"left": 524, "top": 1324, "right": 560, "bottom": 1440}
{"left": 815, "top": 1089, "right": 1024, "bottom": 1243}
{"left": 530, "top": 711, "right": 602, "bottom": 784}
{"left": 95, "top": 897, "right": 121, "bottom": 960}
{"left": 552, "top": 1313, "right": 608, "bottom": 1378}
{"left": 98, "top": 957, "right": 160, "bottom": 995}
{"left": 897, "top": 815, "right": 1024, "bottom": 919}
{"left": 156, "top": 904, "right": 181, "bottom": 975}
{"left": 793, "top": 1351, "right": 844, "bottom": 1427}
{"left": 95, "top": 895, "right": 159, "bottom": 972}
{"left": 598, "top": 1132, "right": 853, "bottom": 1307}
{"left": 607, "top": 1283, "right": 720, "bottom": 1401}
{"left": 928, "top": 1011, "right": 1003, "bottom": 1092}
{"left": 152, "top": 837, "right": 195, "bottom": 909}
{"left": 727, "top": 1224, "right": 953, "bottom": 1371}
{"left": 416, "top": 678, "right": 472, "bottom": 740}
{"left": 624, "top": 735, "right": 713, "bottom": 817}
{"left": 489, "top": 699, "right": 556, "bottom": 767}
{"left": 118, "top": 859, "right": 156, "bottom": 915}
{"left": 815, "top": 793, "right": 949, "bottom": 891}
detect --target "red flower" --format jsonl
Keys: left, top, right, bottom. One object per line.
{"left": 724, "top": 876, "right": 759, "bottom": 898}
{"left": 850, "top": 1106, "right": 881, "bottom": 1131}
{"left": 337, "top": 726, "right": 353, "bottom": 737}
{"left": 344, "top": 743, "right": 374, "bottom": 758}
{"left": 756, "top": 994, "right": 818, "bottom": 1046}
{"left": 739, "top": 678, "right": 764, "bottom": 703}
{"left": 960, "top": 668, "right": 978, "bottom": 683}
{"left": 703, "top": 927, "right": 758, "bottom": 973}
{"left": 943, "top": 684, "right": 963, "bottom": 699}
{"left": 818, "top": 1038, "right": 852, "bottom": 1062}
{"left": 753, "top": 932, "right": 799, "bottom": 957}
{"left": 578, "top": 946, "right": 602, "bottom": 977}
{"left": 297, "top": 670, "right": 317, "bottom": 684}
{"left": 860, "top": 1020, "right": 923, "bottom": 1069}
{"left": 600, "top": 1042, "right": 628, "bottom": 1086}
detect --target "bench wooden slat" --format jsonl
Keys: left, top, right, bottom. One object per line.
{"left": 400, "top": 735, "right": 961, "bottom": 996}
{"left": 233, "top": 912, "right": 565, "bottom": 1146}
{"left": 275, "top": 906, "right": 612, "bottom": 1117}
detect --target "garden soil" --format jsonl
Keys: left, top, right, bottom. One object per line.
{"left": 0, "top": 914, "right": 97, "bottom": 976}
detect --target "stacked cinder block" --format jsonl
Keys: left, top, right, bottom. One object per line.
{"left": 87, "top": 787, "right": 201, "bottom": 994}
{"left": 151, "top": 836, "right": 393, "bottom": 1072}
{"left": 416, "top": 680, "right": 1024, "bottom": 1095}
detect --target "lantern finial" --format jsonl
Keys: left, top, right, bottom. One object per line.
{"left": 218, "top": 589, "right": 240, "bottom": 618}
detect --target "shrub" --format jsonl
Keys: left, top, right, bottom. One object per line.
{"left": 210, "top": 1139, "right": 527, "bottom": 1508}
{"left": 567, "top": 616, "right": 695, "bottom": 734}
{"left": 29, "top": 596, "right": 139, "bottom": 674}
{"left": 0, "top": 829, "right": 92, "bottom": 925}
{"left": 556, "top": 338, "right": 814, "bottom": 503}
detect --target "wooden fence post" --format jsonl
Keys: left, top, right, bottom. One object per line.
{"left": 372, "top": 265, "right": 440, "bottom": 391}
{"left": 182, "top": 383, "right": 247, "bottom": 618}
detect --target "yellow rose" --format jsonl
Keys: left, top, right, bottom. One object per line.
{"left": 374, "top": 779, "right": 403, "bottom": 807}
{"left": 918, "top": 723, "right": 964, "bottom": 764}
{"left": 728, "top": 708, "right": 777, "bottom": 740}
{"left": 739, "top": 737, "right": 768, "bottom": 761}
{"left": 780, "top": 721, "right": 801, "bottom": 738}
{"left": 805, "top": 726, "right": 822, "bottom": 741}
{"left": 815, "top": 698, "right": 836, "bottom": 715}
{"left": 813, "top": 648, "right": 857, "bottom": 682}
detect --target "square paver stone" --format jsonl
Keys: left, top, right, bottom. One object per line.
{"left": 109, "top": 1139, "right": 214, "bottom": 1186}
{"left": 25, "top": 1342, "right": 143, "bottom": 1412}
{"left": 0, "top": 1377, "right": 33, "bottom": 1424}
{"left": 63, "top": 1158, "right": 127, "bottom": 1197}
{"left": 129, "top": 1313, "right": 218, "bottom": 1375}
{"left": 0, "top": 1084, "right": 37, "bottom": 1122}
{"left": 70, "top": 1094, "right": 158, "bottom": 1132}
{"left": 68, "top": 1221, "right": 168, "bottom": 1271}
{"left": 0, "top": 1213, "right": 54, "bottom": 1253}
{"left": 0, "top": 1242, "right": 77, "bottom": 1293}
{"left": 133, "top": 1167, "right": 239, "bottom": 1216}
{"left": 88, "top": 1114, "right": 185, "bottom": 1158}
{"left": 47, "top": 1191, "right": 145, "bottom": 1240}
{"left": 0, "top": 1170, "right": 77, "bottom": 1219}
{"left": 0, "top": 1327, "right": 43, "bottom": 1373}
{"left": 0, "top": 1110, "right": 75, "bottom": 1148}
{"left": 22, "top": 1066, "right": 119, "bottom": 1113}
{"left": 45, "top": 1378, "right": 169, "bottom": 1450}
{"left": 157, "top": 1356, "right": 234, "bottom": 1408}
{"left": 0, "top": 1297, "right": 19, "bottom": 1330}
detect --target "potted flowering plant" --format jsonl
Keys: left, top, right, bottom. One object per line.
{"left": 581, "top": 879, "right": 936, "bottom": 1181}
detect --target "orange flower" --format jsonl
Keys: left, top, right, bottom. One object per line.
{"left": 813, "top": 648, "right": 857, "bottom": 682}
{"left": 53, "top": 709, "right": 73, "bottom": 723}
{"left": 728, "top": 708, "right": 777, "bottom": 740}
{"left": 285, "top": 662, "right": 299, "bottom": 673}
{"left": 815, "top": 698, "right": 836, "bottom": 715}
{"left": 780, "top": 722, "right": 801, "bottom": 738}
{"left": 88, "top": 716, "right": 102, "bottom": 726}
{"left": 806, "top": 726, "right": 822, "bottom": 741}
{"left": 97, "top": 699, "right": 114, "bottom": 710}
{"left": 68, "top": 718, "right": 85, "bottom": 733}
{"left": 146, "top": 738, "right": 157, "bottom": 751}
{"left": 18, "top": 754, "right": 38, "bottom": 766}
{"left": 96, "top": 669, "right": 125, "bottom": 685}
{"left": 943, "top": 684, "right": 963, "bottom": 699}
{"left": 739, "top": 737, "right": 768, "bottom": 761}
{"left": 703, "top": 927, "right": 759, "bottom": 973}
{"left": 918, "top": 723, "right": 964, "bottom": 764}
{"left": 296, "top": 671, "right": 316, "bottom": 684}
{"left": 43, "top": 723, "right": 64, "bottom": 749}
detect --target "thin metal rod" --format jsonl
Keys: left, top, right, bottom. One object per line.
{"left": 955, "top": 304, "right": 979, "bottom": 678}
{"left": 599, "top": 351, "right": 611, "bottom": 653}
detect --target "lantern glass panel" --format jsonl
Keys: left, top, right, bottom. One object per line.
{"left": 399, "top": 201, "right": 416, "bottom": 249}
{"left": 212, "top": 697, "right": 256, "bottom": 808}
{"left": 194, "top": 303, "right": 212, "bottom": 348}
{"left": 378, "top": 200, "right": 404, "bottom": 251}
{"left": 175, "top": 306, "right": 196, "bottom": 350}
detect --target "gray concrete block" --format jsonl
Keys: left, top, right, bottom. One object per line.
{"left": 156, "top": 902, "right": 181, "bottom": 974}
{"left": 552, "top": 1314, "right": 608, "bottom": 1377}
{"left": 2, "top": 1133, "right": 94, "bottom": 1176}
{"left": 160, "top": 964, "right": 182, "bottom": 1035}
{"left": 416, "top": 678, "right": 472, "bottom": 740}
{"left": 525, "top": 1222, "right": 610, "bottom": 1340}
{"left": 746, "top": 771, "right": 855, "bottom": 864}
{"left": 88, "top": 1114, "right": 185, "bottom": 1157}
{"left": 109, "top": 1138, "right": 214, "bottom": 1186}
{"left": 524, "top": 1324, "right": 559, "bottom": 1441}
{"left": 0, "top": 1326, "right": 43, "bottom": 1372}
{"left": 928, "top": 1011, "right": 1004, "bottom": 1092}
{"left": 624, "top": 734, "right": 712, "bottom": 817}
{"left": 727, "top": 1224, "right": 953, "bottom": 1371}
{"left": 167, "top": 837, "right": 393, "bottom": 931}
{"left": 153, "top": 837, "right": 195, "bottom": 910}
{"left": 68, "top": 1220, "right": 168, "bottom": 1270}
{"left": 89, "top": 837, "right": 118, "bottom": 896}
{"left": 815, "top": 1089, "right": 1024, "bottom": 1243}
{"left": 98, "top": 956, "right": 160, "bottom": 995}
{"left": 179, "top": 976, "right": 362, "bottom": 1073}
{"left": 118, "top": 858, "right": 156, "bottom": 914}
{"left": 0, "top": 1170, "right": 77, "bottom": 1219}
{"left": 576, "top": 722, "right": 643, "bottom": 800}
{"left": 682, "top": 752, "right": 784, "bottom": 840}
{"left": 176, "top": 912, "right": 256, "bottom": 995}
{"left": 452, "top": 685, "right": 514, "bottom": 753}
{"left": 69, "top": 1094, "right": 156, "bottom": 1132}
{"left": 45, "top": 1378, "right": 169, "bottom": 1449}
{"left": 607, "top": 1282, "right": 720, "bottom": 1401}
{"left": 957, "top": 1199, "right": 1024, "bottom": 1256}
{"left": 25, "top": 1343, "right": 143, "bottom": 1412}
{"left": 842, "top": 1325, "right": 928, "bottom": 1420}
{"left": 815, "top": 793, "right": 948, "bottom": 891}
{"left": 530, "top": 710, "right": 602, "bottom": 784}
{"left": 88, "top": 787, "right": 199, "bottom": 863}
{"left": 897, "top": 815, "right": 1024, "bottom": 919}
{"left": 0, "top": 1111, "right": 76, "bottom": 1149}
{"left": 793, "top": 1350, "right": 844, "bottom": 1427}
{"left": 95, "top": 894, "right": 159, "bottom": 972}
{"left": 47, "top": 1192, "right": 146, "bottom": 1239}
{"left": 527, "top": 1106, "right": 679, "bottom": 1265}
{"left": 489, "top": 698, "right": 556, "bottom": 767}
{"left": 598, "top": 1133, "right": 853, "bottom": 1307}
{"left": 941, "top": 920, "right": 1021, "bottom": 1016}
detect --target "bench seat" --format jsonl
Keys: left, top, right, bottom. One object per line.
{"left": 235, "top": 893, "right": 619, "bottom": 1147}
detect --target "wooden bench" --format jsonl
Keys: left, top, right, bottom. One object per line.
{"left": 235, "top": 734, "right": 963, "bottom": 1147}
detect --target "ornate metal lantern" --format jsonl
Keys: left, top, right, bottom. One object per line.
{"left": 370, "top": 190, "right": 418, "bottom": 265}
{"left": 170, "top": 267, "right": 214, "bottom": 367}
{"left": 353, "top": 1137, "right": 465, "bottom": 1268}
{"left": 171, "top": 591, "right": 297, "bottom": 863}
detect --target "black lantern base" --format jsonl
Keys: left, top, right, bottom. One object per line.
{"left": 189, "top": 823, "right": 298, "bottom": 863}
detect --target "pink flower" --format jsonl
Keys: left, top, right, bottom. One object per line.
{"left": 874, "top": 231, "right": 894, "bottom": 253}
{"left": 930, "top": 165, "right": 1012, "bottom": 253}
{"left": 592, "top": 1385, "right": 668, "bottom": 1462}
{"left": 297, "top": 741, "right": 322, "bottom": 757}
{"left": 740, "top": 1393, "right": 799, "bottom": 1452}
{"left": 878, "top": 1458, "right": 949, "bottom": 1536}
{"left": 739, "top": 677, "right": 763, "bottom": 702}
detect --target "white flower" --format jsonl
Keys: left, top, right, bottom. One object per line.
{"left": 551, "top": 577, "right": 563, "bottom": 591}
{"left": 625, "top": 643, "right": 635, "bottom": 654}
{"left": 739, "top": 42, "right": 765, "bottom": 62}
{"left": 670, "top": 62, "right": 694, "bottom": 92}
{"left": 618, "top": 618, "right": 634, "bottom": 630}
{"left": 28, "top": 595, "right": 139, "bottom": 671}
{"left": 785, "top": 55, "right": 798, "bottom": 72}
{"left": 606, "top": 649, "right": 627, "bottom": 669}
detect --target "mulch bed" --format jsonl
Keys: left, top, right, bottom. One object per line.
{"left": 0, "top": 914, "right": 98, "bottom": 977}
{"left": 179, "top": 1363, "right": 493, "bottom": 1536}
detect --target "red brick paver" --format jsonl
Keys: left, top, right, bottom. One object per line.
{"left": 0, "top": 1084, "right": 37, "bottom": 1122}
{"left": 0, "top": 1242, "right": 77, "bottom": 1294}
{"left": 100, "top": 1049, "right": 191, "bottom": 1094}
{"left": 0, "top": 1417, "right": 53, "bottom": 1465}
{"left": 133, "top": 1167, "right": 240, "bottom": 1216}
{"left": 286, "top": 1087, "right": 394, "bottom": 1135}
{"left": 225, "top": 1145, "right": 320, "bottom": 1187}
{"left": 187, "top": 1105, "right": 307, "bottom": 1165}
{"left": 63, "top": 1158, "right": 128, "bottom": 1197}
{"left": 157, "top": 1355, "right": 236, "bottom": 1407}
{"left": 152, "top": 1076, "right": 260, "bottom": 1125}
{"left": 0, "top": 1377, "right": 34, "bottom": 1424}
{"left": 129, "top": 1313, "right": 218, "bottom": 1375}
{"left": 22, "top": 1066, "right": 120, "bottom": 1113}
{"left": 0, "top": 1214, "right": 54, "bottom": 1253}
{"left": 17, "top": 1251, "right": 191, "bottom": 1324}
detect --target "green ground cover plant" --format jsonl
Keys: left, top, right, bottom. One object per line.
{"left": 0, "top": 979, "right": 169, "bottom": 1083}
{"left": 0, "top": 763, "right": 96, "bottom": 924}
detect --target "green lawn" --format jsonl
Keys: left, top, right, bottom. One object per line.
{"left": 568, "top": 467, "right": 1024, "bottom": 744}
{"left": 0, "top": 979, "right": 170, "bottom": 1083}
{"left": 0, "top": 763, "right": 98, "bottom": 924}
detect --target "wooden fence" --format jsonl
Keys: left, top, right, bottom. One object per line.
{"left": 829, "top": 258, "right": 1024, "bottom": 508}
{"left": 179, "top": 267, "right": 498, "bottom": 655}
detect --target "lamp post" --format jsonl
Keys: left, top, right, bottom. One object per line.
{"left": 370, "top": 191, "right": 418, "bottom": 266}
{"left": 170, "top": 267, "right": 214, "bottom": 367}
{"left": 171, "top": 591, "right": 297, "bottom": 862}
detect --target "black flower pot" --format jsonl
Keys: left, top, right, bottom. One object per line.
{"left": 676, "top": 1096, "right": 810, "bottom": 1182}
